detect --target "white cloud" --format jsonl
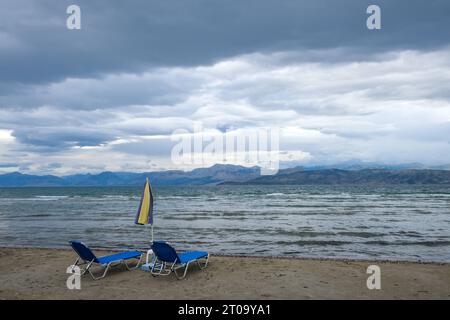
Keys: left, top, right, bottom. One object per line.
{"left": 1, "top": 48, "right": 450, "bottom": 174}
{"left": 0, "top": 129, "right": 14, "bottom": 143}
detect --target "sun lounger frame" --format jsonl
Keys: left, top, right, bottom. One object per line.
{"left": 72, "top": 255, "right": 143, "bottom": 280}
{"left": 150, "top": 254, "right": 209, "bottom": 279}
{"left": 150, "top": 241, "right": 209, "bottom": 279}
{"left": 70, "top": 241, "right": 143, "bottom": 280}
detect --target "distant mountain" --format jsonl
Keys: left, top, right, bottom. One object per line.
{"left": 306, "top": 163, "right": 423, "bottom": 171}
{"left": 0, "top": 164, "right": 261, "bottom": 187}
{"left": 1, "top": 164, "right": 450, "bottom": 187}
{"left": 223, "top": 168, "right": 450, "bottom": 185}
{"left": 293, "top": 160, "right": 447, "bottom": 171}
{"left": 0, "top": 172, "right": 65, "bottom": 187}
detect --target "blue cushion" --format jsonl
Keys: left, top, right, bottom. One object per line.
{"left": 70, "top": 240, "right": 99, "bottom": 263}
{"left": 178, "top": 251, "right": 208, "bottom": 264}
{"left": 97, "top": 251, "right": 142, "bottom": 264}
{"left": 151, "top": 241, "right": 179, "bottom": 263}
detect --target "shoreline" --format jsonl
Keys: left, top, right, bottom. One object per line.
{"left": 0, "top": 245, "right": 448, "bottom": 266}
{"left": 1, "top": 247, "right": 449, "bottom": 299}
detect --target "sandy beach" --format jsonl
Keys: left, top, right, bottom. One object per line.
{"left": 0, "top": 247, "right": 449, "bottom": 300}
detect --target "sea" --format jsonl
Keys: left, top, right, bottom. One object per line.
{"left": 0, "top": 185, "right": 449, "bottom": 262}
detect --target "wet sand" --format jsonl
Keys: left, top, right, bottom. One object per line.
{"left": 0, "top": 247, "right": 449, "bottom": 299}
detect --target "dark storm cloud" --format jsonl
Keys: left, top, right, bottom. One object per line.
{"left": 111, "top": 138, "right": 175, "bottom": 157}
{"left": 1, "top": 0, "right": 450, "bottom": 173}
{"left": 11, "top": 127, "right": 117, "bottom": 151}
{"left": 1, "top": 0, "right": 449, "bottom": 87}
{"left": 0, "top": 71, "right": 195, "bottom": 109}
{"left": 0, "top": 162, "right": 19, "bottom": 168}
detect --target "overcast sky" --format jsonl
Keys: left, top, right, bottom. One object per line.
{"left": 1, "top": 0, "right": 450, "bottom": 174}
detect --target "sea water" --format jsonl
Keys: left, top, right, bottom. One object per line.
{"left": 0, "top": 185, "right": 449, "bottom": 262}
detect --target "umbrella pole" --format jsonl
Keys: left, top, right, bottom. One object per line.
{"left": 151, "top": 224, "right": 154, "bottom": 244}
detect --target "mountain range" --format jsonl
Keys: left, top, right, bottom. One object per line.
{"left": 223, "top": 168, "right": 450, "bottom": 185}
{"left": 1, "top": 163, "right": 450, "bottom": 187}
{"left": 0, "top": 164, "right": 260, "bottom": 187}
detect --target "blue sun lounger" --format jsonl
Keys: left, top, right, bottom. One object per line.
{"left": 69, "top": 240, "right": 143, "bottom": 280}
{"left": 150, "top": 241, "right": 209, "bottom": 279}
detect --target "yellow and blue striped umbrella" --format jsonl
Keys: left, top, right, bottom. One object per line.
{"left": 135, "top": 177, "right": 154, "bottom": 226}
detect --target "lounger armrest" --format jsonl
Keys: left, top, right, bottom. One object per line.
{"left": 146, "top": 249, "right": 154, "bottom": 264}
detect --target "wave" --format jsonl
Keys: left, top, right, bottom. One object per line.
{"left": 274, "top": 240, "right": 353, "bottom": 246}
{"left": 337, "top": 231, "right": 385, "bottom": 238}
{"left": 26, "top": 213, "right": 53, "bottom": 217}
{"left": 364, "top": 240, "right": 450, "bottom": 247}
{"left": 0, "top": 196, "right": 69, "bottom": 201}
{"left": 33, "top": 196, "right": 69, "bottom": 201}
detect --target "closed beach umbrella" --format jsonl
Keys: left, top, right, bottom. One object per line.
{"left": 135, "top": 177, "right": 154, "bottom": 243}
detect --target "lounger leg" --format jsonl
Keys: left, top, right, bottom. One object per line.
{"left": 88, "top": 262, "right": 111, "bottom": 280}
{"left": 70, "top": 257, "right": 96, "bottom": 277}
{"left": 78, "top": 259, "right": 94, "bottom": 276}
{"left": 123, "top": 254, "right": 144, "bottom": 270}
{"left": 173, "top": 261, "right": 190, "bottom": 280}
{"left": 150, "top": 257, "right": 162, "bottom": 276}
{"left": 151, "top": 258, "right": 177, "bottom": 277}
{"left": 196, "top": 254, "right": 209, "bottom": 270}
